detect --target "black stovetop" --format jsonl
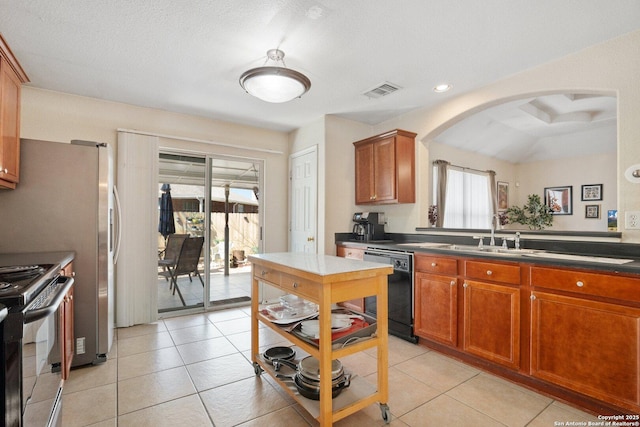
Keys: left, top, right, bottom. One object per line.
{"left": 0, "top": 264, "right": 58, "bottom": 308}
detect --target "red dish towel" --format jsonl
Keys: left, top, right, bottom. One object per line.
{"left": 311, "top": 318, "right": 370, "bottom": 343}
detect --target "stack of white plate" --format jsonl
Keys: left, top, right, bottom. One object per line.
{"left": 300, "top": 315, "right": 353, "bottom": 338}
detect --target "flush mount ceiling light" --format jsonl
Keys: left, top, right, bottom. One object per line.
{"left": 433, "top": 83, "right": 452, "bottom": 93}
{"left": 239, "top": 49, "right": 311, "bottom": 103}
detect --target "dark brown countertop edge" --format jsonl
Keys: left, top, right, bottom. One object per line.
{"left": 0, "top": 251, "right": 76, "bottom": 272}
{"left": 336, "top": 233, "right": 640, "bottom": 274}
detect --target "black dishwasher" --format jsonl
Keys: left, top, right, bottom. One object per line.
{"left": 363, "top": 248, "right": 418, "bottom": 343}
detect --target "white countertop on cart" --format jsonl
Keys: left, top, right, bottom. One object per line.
{"left": 248, "top": 252, "right": 390, "bottom": 276}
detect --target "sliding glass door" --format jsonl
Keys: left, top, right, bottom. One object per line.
{"left": 208, "top": 157, "right": 261, "bottom": 306}
{"left": 157, "top": 152, "right": 262, "bottom": 313}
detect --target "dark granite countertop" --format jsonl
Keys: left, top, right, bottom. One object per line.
{"left": 0, "top": 251, "right": 75, "bottom": 271}
{"left": 336, "top": 234, "right": 640, "bottom": 275}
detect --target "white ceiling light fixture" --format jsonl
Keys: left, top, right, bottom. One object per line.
{"left": 433, "top": 83, "right": 452, "bottom": 93}
{"left": 239, "top": 49, "right": 311, "bottom": 103}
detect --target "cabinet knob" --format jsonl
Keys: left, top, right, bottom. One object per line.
{"left": 1, "top": 168, "right": 6, "bottom": 174}
{"left": 431, "top": 262, "right": 437, "bottom": 267}
{"left": 530, "top": 294, "right": 536, "bottom": 300}
{"left": 463, "top": 282, "right": 468, "bottom": 288}
{"left": 576, "top": 281, "right": 584, "bottom": 287}
{"left": 450, "top": 280, "right": 456, "bottom": 286}
{"left": 486, "top": 270, "right": 493, "bottom": 276}
{"left": 261, "top": 270, "right": 268, "bottom": 275}
{"left": 292, "top": 282, "right": 299, "bottom": 288}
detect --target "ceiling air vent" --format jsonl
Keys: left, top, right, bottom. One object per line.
{"left": 363, "top": 82, "right": 402, "bottom": 99}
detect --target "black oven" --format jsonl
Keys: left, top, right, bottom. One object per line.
{"left": 363, "top": 248, "right": 418, "bottom": 343}
{"left": 0, "top": 265, "right": 73, "bottom": 427}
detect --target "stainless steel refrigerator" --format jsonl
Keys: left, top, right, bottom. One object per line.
{"left": 0, "top": 138, "right": 117, "bottom": 367}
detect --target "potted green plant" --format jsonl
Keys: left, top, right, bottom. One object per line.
{"left": 505, "top": 194, "right": 553, "bottom": 230}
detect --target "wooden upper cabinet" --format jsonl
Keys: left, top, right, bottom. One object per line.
{"left": 0, "top": 34, "right": 29, "bottom": 190}
{"left": 353, "top": 129, "right": 416, "bottom": 204}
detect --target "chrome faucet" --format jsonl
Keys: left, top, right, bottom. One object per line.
{"left": 515, "top": 232, "right": 521, "bottom": 250}
{"left": 490, "top": 214, "right": 500, "bottom": 246}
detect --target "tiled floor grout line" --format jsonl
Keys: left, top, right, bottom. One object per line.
{"left": 62, "top": 309, "right": 601, "bottom": 426}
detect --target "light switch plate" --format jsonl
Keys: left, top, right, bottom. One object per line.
{"left": 625, "top": 211, "right": 640, "bottom": 229}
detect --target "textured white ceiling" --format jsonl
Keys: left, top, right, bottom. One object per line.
{"left": 0, "top": 1, "right": 638, "bottom": 144}
{"left": 435, "top": 94, "right": 617, "bottom": 163}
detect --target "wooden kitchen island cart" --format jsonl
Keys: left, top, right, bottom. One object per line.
{"left": 248, "top": 253, "right": 393, "bottom": 426}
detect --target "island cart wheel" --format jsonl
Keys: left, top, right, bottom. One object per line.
{"left": 380, "top": 403, "right": 390, "bottom": 423}
{"left": 253, "top": 362, "right": 263, "bottom": 376}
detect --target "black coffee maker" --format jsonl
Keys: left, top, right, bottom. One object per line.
{"left": 352, "top": 212, "right": 386, "bottom": 241}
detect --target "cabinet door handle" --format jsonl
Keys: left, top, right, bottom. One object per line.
{"left": 486, "top": 270, "right": 493, "bottom": 276}
{"left": 576, "top": 281, "right": 584, "bottom": 287}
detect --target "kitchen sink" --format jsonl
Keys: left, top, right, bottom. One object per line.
{"left": 396, "top": 242, "right": 453, "bottom": 249}
{"left": 519, "top": 251, "right": 634, "bottom": 264}
{"left": 444, "top": 244, "right": 538, "bottom": 256}
{"left": 396, "top": 242, "right": 635, "bottom": 264}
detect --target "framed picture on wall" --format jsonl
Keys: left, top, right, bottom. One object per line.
{"left": 544, "top": 186, "right": 573, "bottom": 215}
{"left": 497, "top": 181, "right": 509, "bottom": 211}
{"left": 581, "top": 184, "right": 603, "bottom": 201}
{"left": 585, "top": 204, "right": 600, "bottom": 219}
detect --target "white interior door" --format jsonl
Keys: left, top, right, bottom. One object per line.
{"left": 289, "top": 147, "right": 318, "bottom": 253}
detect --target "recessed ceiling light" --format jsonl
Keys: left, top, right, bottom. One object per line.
{"left": 433, "top": 83, "right": 452, "bottom": 93}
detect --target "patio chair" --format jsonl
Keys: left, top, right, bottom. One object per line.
{"left": 169, "top": 236, "right": 205, "bottom": 306}
{"left": 158, "top": 234, "right": 188, "bottom": 287}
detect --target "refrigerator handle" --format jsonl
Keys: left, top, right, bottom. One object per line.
{"left": 113, "top": 185, "right": 123, "bottom": 264}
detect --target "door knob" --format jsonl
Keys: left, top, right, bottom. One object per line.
{"left": 307, "top": 237, "right": 315, "bottom": 242}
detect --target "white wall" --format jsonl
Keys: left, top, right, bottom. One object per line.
{"left": 20, "top": 88, "right": 291, "bottom": 252}
{"left": 427, "top": 140, "right": 517, "bottom": 200}
{"left": 367, "top": 29, "right": 640, "bottom": 241}
{"left": 516, "top": 152, "right": 616, "bottom": 231}
{"left": 324, "top": 116, "right": 371, "bottom": 254}
{"left": 289, "top": 118, "right": 325, "bottom": 253}
{"left": 290, "top": 115, "right": 371, "bottom": 255}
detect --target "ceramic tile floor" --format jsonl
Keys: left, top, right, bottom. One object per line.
{"left": 158, "top": 264, "right": 251, "bottom": 311}
{"left": 61, "top": 307, "right": 601, "bottom": 426}
{"left": 158, "top": 266, "right": 252, "bottom": 311}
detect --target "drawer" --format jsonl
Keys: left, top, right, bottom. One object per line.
{"left": 337, "top": 246, "right": 365, "bottom": 260}
{"left": 415, "top": 254, "right": 457, "bottom": 275}
{"left": 530, "top": 266, "right": 640, "bottom": 303}
{"left": 254, "top": 266, "right": 281, "bottom": 286}
{"left": 280, "top": 274, "right": 320, "bottom": 301}
{"left": 464, "top": 260, "right": 520, "bottom": 285}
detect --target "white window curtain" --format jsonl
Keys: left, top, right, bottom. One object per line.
{"left": 116, "top": 131, "right": 159, "bottom": 327}
{"left": 435, "top": 167, "right": 491, "bottom": 229}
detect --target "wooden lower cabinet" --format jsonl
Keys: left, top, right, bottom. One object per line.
{"left": 336, "top": 245, "right": 365, "bottom": 311}
{"left": 531, "top": 291, "right": 640, "bottom": 411}
{"left": 414, "top": 272, "right": 457, "bottom": 346}
{"left": 463, "top": 280, "right": 520, "bottom": 369}
{"left": 60, "top": 261, "right": 74, "bottom": 380}
{"left": 61, "top": 287, "right": 74, "bottom": 380}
